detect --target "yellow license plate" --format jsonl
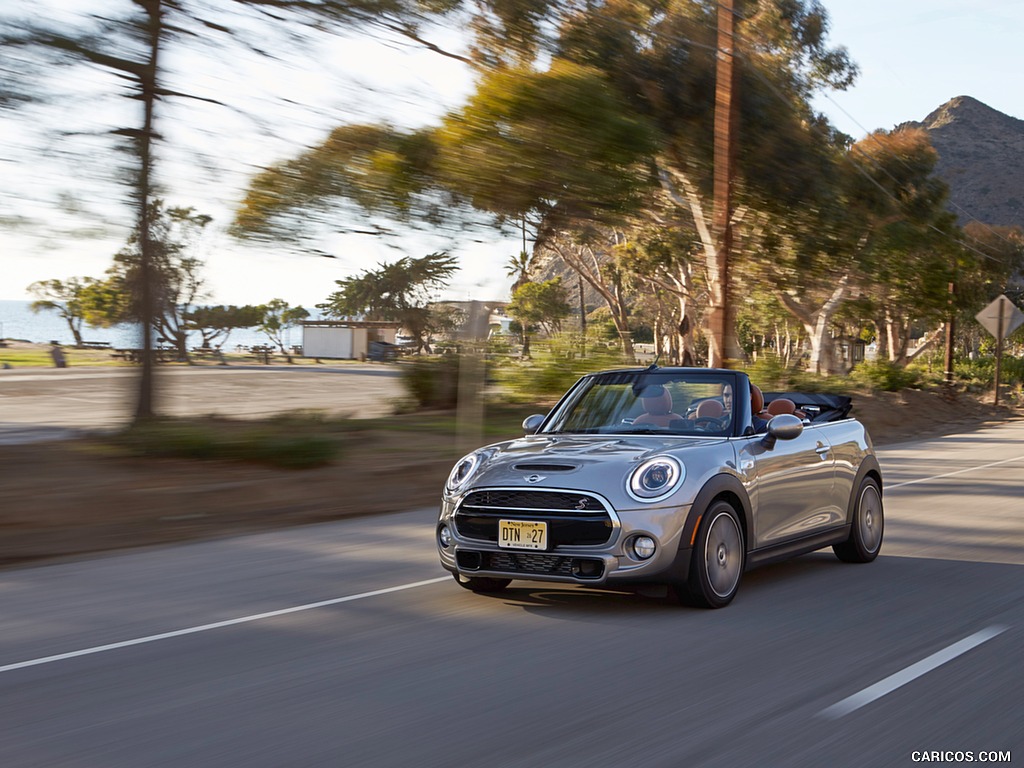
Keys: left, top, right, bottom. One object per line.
{"left": 498, "top": 520, "right": 548, "bottom": 550}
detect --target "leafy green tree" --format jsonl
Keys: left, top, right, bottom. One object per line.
{"left": 185, "top": 305, "right": 265, "bottom": 350}
{"left": 507, "top": 277, "right": 571, "bottom": 356}
{"left": 543, "top": 226, "right": 637, "bottom": 361}
{"left": 749, "top": 128, "right": 960, "bottom": 373}
{"left": 318, "top": 252, "right": 459, "bottom": 353}
{"left": 232, "top": 1, "right": 855, "bottom": 369}
{"left": 27, "top": 277, "right": 98, "bottom": 347}
{"left": 88, "top": 202, "right": 214, "bottom": 361}
{"left": 258, "top": 299, "right": 310, "bottom": 353}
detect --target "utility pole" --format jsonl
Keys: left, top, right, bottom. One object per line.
{"left": 710, "top": 0, "right": 738, "bottom": 367}
{"left": 944, "top": 281, "right": 956, "bottom": 392}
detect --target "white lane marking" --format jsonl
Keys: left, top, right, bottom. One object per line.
{"left": 818, "top": 625, "right": 1009, "bottom": 719}
{"left": 886, "top": 455, "right": 1024, "bottom": 490}
{"left": 0, "top": 576, "right": 449, "bottom": 675}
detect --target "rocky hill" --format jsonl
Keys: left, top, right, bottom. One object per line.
{"left": 902, "top": 95, "right": 1024, "bottom": 228}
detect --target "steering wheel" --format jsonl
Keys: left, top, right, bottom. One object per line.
{"left": 692, "top": 416, "right": 726, "bottom": 431}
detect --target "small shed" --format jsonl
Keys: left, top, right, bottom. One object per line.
{"left": 301, "top": 321, "right": 400, "bottom": 360}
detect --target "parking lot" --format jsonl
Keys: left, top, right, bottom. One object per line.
{"left": 0, "top": 364, "right": 405, "bottom": 442}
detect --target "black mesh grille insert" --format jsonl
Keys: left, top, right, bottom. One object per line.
{"left": 481, "top": 552, "right": 604, "bottom": 579}
{"left": 462, "top": 490, "right": 604, "bottom": 512}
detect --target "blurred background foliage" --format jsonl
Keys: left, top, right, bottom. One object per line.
{"left": 2, "top": 0, "right": 1022, "bottom": 421}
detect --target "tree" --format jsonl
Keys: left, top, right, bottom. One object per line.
{"left": 2, "top": 0, "right": 468, "bottom": 418}
{"left": 543, "top": 227, "right": 637, "bottom": 362}
{"left": 231, "top": 1, "right": 855, "bottom": 370}
{"left": 505, "top": 250, "right": 537, "bottom": 295}
{"left": 27, "top": 277, "right": 97, "bottom": 347}
{"left": 87, "top": 202, "right": 214, "bottom": 362}
{"left": 258, "top": 299, "right": 310, "bottom": 354}
{"left": 742, "top": 128, "right": 963, "bottom": 374}
{"left": 318, "top": 251, "right": 459, "bottom": 353}
{"left": 507, "top": 277, "right": 571, "bottom": 356}
{"left": 185, "top": 305, "right": 265, "bottom": 349}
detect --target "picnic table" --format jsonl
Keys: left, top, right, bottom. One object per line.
{"left": 80, "top": 340, "right": 112, "bottom": 349}
{"left": 250, "top": 345, "right": 274, "bottom": 364}
{"left": 111, "top": 347, "right": 177, "bottom": 363}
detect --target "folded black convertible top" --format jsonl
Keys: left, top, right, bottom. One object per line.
{"left": 763, "top": 392, "right": 853, "bottom": 422}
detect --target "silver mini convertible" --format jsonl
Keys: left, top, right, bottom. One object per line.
{"left": 436, "top": 367, "right": 883, "bottom": 607}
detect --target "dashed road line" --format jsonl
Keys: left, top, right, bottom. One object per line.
{"left": 818, "top": 625, "right": 1009, "bottom": 719}
{"left": 0, "top": 576, "right": 449, "bottom": 675}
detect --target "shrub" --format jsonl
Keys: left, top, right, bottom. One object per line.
{"left": 399, "top": 354, "right": 461, "bottom": 409}
{"left": 848, "top": 359, "right": 921, "bottom": 392}
{"left": 491, "top": 332, "right": 628, "bottom": 404}
{"left": 109, "top": 417, "right": 342, "bottom": 468}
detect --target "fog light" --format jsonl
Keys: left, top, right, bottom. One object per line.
{"left": 630, "top": 535, "right": 656, "bottom": 560}
{"left": 438, "top": 524, "right": 452, "bottom": 548}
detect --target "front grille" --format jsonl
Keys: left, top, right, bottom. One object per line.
{"left": 455, "top": 488, "right": 614, "bottom": 547}
{"left": 462, "top": 489, "right": 604, "bottom": 512}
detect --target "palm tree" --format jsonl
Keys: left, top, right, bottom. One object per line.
{"left": 505, "top": 250, "right": 536, "bottom": 295}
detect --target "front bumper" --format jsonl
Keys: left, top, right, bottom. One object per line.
{"left": 437, "top": 488, "right": 693, "bottom": 587}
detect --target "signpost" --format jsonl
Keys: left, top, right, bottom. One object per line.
{"left": 975, "top": 294, "right": 1024, "bottom": 405}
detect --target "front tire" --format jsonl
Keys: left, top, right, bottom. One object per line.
{"left": 452, "top": 573, "right": 512, "bottom": 593}
{"left": 833, "top": 476, "right": 884, "bottom": 563}
{"left": 681, "top": 501, "right": 745, "bottom": 608}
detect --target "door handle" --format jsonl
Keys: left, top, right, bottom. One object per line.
{"left": 815, "top": 445, "right": 830, "bottom": 456}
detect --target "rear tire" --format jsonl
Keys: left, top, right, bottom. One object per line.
{"left": 453, "top": 573, "right": 512, "bottom": 593}
{"left": 680, "top": 500, "right": 745, "bottom": 608}
{"left": 833, "top": 477, "right": 884, "bottom": 563}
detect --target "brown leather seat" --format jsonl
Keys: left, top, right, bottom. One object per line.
{"left": 751, "top": 384, "right": 765, "bottom": 416}
{"left": 766, "top": 397, "right": 807, "bottom": 420}
{"left": 695, "top": 399, "right": 725, "bottom": 419}
{"left": 767, "top": 398, "right": 796, "bottom": 416}
{"left": 633, "top": 387, "right": 684, "bottom": 428}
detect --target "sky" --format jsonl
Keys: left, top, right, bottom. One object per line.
{"left": 3, "top": 0, "right": 1024, "bottom": 308}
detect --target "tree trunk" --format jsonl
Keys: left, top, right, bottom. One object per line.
{"left": 777, "top": 275, "right": 850, "bottom": 376}
{"left": 548, "top": 236, "right": 635, "bottom": 363}
{"left": 656, "top": 164, "right": 742, "bottom": 366}
{"left": 133, "top": 0, "right": 165, "bottom": 422}
{"left": 66, "top": 316, "right": 83, "bottom": 347}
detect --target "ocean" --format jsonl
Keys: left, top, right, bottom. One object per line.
{"left": 0, "top": 299, "right": 311, "bottom": 350}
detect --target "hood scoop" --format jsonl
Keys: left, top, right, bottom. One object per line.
{"left": 513, "top": 462, "right": 578, "bottom": 472}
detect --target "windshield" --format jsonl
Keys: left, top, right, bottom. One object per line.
{"left": 543, "top": 371, "right": 738, "bottom": 436}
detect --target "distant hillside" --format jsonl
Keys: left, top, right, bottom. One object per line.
{"left": 901, "top": 95, "right": 1024, "bottom": 229}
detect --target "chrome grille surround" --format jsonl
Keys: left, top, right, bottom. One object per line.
{"left": 453, "top": 487, "right": 620, "bottom": 548}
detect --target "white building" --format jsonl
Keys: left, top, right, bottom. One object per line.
{"left": 301, "top": 321, "right": 400, "bottom": 360}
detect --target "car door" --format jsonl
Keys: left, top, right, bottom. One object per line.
{"left": 740, "top": 424, "right": 841, "bottom": 548}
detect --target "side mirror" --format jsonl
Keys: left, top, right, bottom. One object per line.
{"left": 522, "top": 414, "right": 545, "bottom": 434}
{"left": 761, "top": 413, "right": 803, "bottom": 449}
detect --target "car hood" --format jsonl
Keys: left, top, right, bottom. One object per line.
{"left": 465, "top": 433, "right": 727, "bottom": 495}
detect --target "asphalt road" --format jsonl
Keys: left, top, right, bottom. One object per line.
{"left": 0, "top": 422, "right": 1021, "bottom": 767}
{"left": 0, "top": 364, "right": 405, "bottom": 442}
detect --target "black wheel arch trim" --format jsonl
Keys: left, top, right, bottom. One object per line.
{"left": 679, "top": 473, "right": 752, "bottom": 555}
{"left": 846, "top": 455, "right": 883, "bottom": 525}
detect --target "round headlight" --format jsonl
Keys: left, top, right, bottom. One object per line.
{"left": 627, "top": 456, "right": 684, "bottom": 502}
{"left": 446, "top": 452, "right": 482, "bottom": 493}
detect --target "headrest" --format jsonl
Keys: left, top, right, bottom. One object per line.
{"left": 641, "top": 386, "right": 673, "bottom": 415}
{"left": 696, "top": 399, "right": 725, "bottom": 418}
{"left": 750, "top": 384, "right": 764, "bottom": 415}
{"left": 767, "top": 398, "right": 796, "bottom": 416}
